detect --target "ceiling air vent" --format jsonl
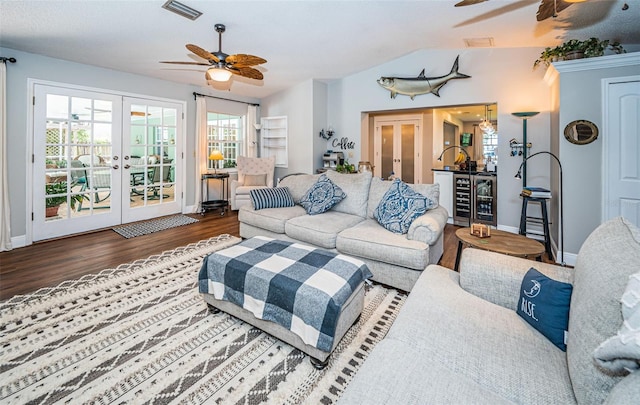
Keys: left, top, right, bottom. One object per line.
{"left": 162, "top": 0, "right": 202, "bottom": 20}
{"left": 464, "top": 37, "right": 495, "bottom": 48}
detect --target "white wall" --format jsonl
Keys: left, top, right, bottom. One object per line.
{"left": 2, "top": 47, "right": 259, "bottom": 243}
{"left": 260, "top": 79, "right": 315, "bottom": 179}
{"left": 548, "top": 53, "right": 640, "bottom": 256}
{"left": 312, "top": 80, "right": 328, "bottom": 170}
{"left": 327, "top": 48, "right": 552, "bottom": 235}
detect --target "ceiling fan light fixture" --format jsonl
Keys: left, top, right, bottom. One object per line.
{"left": 207, "top": 67, "right": 233, "bottom": 82}
{"left": 161, "top": 0, "right": 202, "bottom": 20}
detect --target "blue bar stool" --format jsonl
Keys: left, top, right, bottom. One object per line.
{"left": 519, "top": 195, "right": 552, "bottom": 259}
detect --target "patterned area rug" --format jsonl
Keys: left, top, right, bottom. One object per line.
{"left": 0, "top": 234, "right": 406, "bottom": 404}
{"left": 112, "top": 214, "right": 199, "bottom": 238}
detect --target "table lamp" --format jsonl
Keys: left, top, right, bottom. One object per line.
{"left": 208, "top": 150, "right": 224, "bottom": 173}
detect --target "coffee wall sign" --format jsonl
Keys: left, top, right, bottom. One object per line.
{"left": 332, "top": 137, "right": 355, "bottom": 150}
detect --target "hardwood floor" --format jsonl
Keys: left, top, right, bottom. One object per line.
{"left": 0, "top": 211, "right": 466, "bottom": 301}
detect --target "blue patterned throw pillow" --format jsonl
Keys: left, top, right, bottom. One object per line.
{"left": 250, "top": 187, "right": 295, "bottom": 210}
{"left": 300, "top": 174, "right": 346, "bottom": 215}
{"left": 517, "top": 268, "right": 573, "bottom": 351}
{"left": 374, "top": 179, "right": 435, "bottom": 234}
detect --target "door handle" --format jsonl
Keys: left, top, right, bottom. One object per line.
{"left": 124, "top": 164, "right": 131, "bottom": 169}
{"left": 124, "top": 156, "right": 130, "bottom": 160}
{"left": 113, "top": 156, "right": 119, "bottom": 161}
{"left": 112, "top": 164, "right": 119, "bottom": 170}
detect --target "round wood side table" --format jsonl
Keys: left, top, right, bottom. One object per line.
{"left": 454, "top": 227, "right": 545, "bottom": 271}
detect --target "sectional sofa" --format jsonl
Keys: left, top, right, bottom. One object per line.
{"left": 237, "top": 170, "right": 448, "bottom": 292}
{"left": 339, "top": 216, "right": 640, "bottom": 404}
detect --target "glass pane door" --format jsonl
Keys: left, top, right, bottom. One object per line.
{"left": 379, "top": 124, "right": 394, "bottom": 180}
{"left": 33, "top": 85, "right": 123, "bottom": 241}
{"left": 374, "top": 118, "right": 419, "bottom": 182}
{"left": 400, "top": 123, "right": 415, "bottom": 183}
{"left": 122, "top": 98, "right": 182, "bottom": 223}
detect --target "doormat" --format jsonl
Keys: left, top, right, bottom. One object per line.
{"left": 112, "top": 214, "right": 199, "bottom": 238}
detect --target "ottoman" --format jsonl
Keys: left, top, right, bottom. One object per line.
{"left": 198, "top": 236, "right": 372, "bottom": 369}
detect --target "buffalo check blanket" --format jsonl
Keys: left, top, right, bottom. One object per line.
{"left": 198, "top": 236, "right": 372, "bottom": 352}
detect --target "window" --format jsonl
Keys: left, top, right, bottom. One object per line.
{"left": 206, "top": 112, "right": 243, "bottom": 170}
{"left": 482, "top": 127, "right": 498, "bottom": 164}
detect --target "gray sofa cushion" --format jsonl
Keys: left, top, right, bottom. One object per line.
{"left": 336, "top": 219, "right": 429, "bottom": 270}
{"left": 366, "top": 177, "right": 439, "bottom": 219}
{"left": 338, "top": 338, "right": 514, "bottom": 405}
{"left": 285, "top": 211, "right": 364, "bottom": 249}
{"left": 567, "top": 217, "right": 640, "bottom": 404}
{"left": 278, "top": 173, "right": 320, "bottom": 203}
{"left": 325, "top": 170, "right": 372, "bottom": 218}
{"left": 238, "top": 204, "right": 306, "bottom": 234}
{"left": 385, "top": 266, "right": 576, "bottom": 404}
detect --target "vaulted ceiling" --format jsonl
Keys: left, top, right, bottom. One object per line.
{"left": 1, "top": 0, "right": 638, "bottom": 99}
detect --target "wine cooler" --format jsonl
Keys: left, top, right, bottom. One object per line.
{"left": 453, "top": 173, "right": 497, "bottom": 227}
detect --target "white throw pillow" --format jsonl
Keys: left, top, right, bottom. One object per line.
{"left": 593, "top": 271, "right": 640, "bottom": 374}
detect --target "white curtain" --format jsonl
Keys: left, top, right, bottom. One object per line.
{"left": 0, "top": 61, "right": 11, "bottom": 251}
{"left": 246, "top": 105, "right": 258, "bottom": 158}
{"left": 193, "top": 95, "right": 208, "bottom": 213}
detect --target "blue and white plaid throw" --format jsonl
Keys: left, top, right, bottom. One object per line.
{"left": 199, "top": 236, "right": 372, "bottom": 352}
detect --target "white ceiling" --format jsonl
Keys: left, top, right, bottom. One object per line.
{"left": 1, "top": 0, "right": 638, "bottom": 99}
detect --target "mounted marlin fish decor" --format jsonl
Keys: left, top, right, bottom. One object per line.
{"left": 377, "top": 55, "right": 471, "bottom": 100}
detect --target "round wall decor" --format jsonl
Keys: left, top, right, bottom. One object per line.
{"left": 564, "top": 120, "right": 599, "bottom": 145}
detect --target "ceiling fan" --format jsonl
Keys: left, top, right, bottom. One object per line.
{"left": 161, "top": 24, "right": 266, "bottom": 82}
{"left": 454, "top": 0, "right": 583, "bottom": 21}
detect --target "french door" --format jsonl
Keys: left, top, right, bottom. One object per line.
{"left": 373, "top": 115, "right": 421, "bottom": 183}
{"left": 122, "top": 98, "right": 181, "bottom": 223}
{"left": 32, "top": 84, "right": 182, "bottom": 241}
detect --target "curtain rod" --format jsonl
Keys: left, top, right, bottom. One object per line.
{"left": 193, "top": 92, "right": 259, "bottom": 107}
{"left": 0, "top": 57, "right": 17, "bottom": 64}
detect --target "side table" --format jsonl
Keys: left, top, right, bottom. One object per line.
{"left": 201, "top": 172, "right": 229, "bottom": 216}
{"left": 454, "top": 227, "right": 545, "bottom": 271}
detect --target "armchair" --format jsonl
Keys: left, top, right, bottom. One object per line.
{"left": 230, "top": 156, "right": 275, "bottom": 210}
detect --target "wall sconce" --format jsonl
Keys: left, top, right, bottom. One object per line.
{"left": 319, "top": 127, "right": 335, "bottom": 140}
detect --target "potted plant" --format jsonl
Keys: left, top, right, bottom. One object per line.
{"left": 46, "top": 182, "right": 84, "bottom": 217}
{"left": 534, "top": 38, "right": 625, "bottom": 69}
{"left": 336, "top": 159, "right": 356, "bottom": 174}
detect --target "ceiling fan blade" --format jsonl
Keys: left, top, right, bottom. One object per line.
{"left": 229, "top": 66, "right": 264, "bottom": 80}
{"left": 160, "top": 61, "right": 210, "bottom": 66}
{"left": 225, "top": 54, "right": 267, "bottom": 66}
{"left": 537, "top": 0, "right": 573, "bottom": 21}
{"left": 186, "top": 44, "right": 220, "bottom": 63}
{"left": 455, "top": 0, "right": 488, "bottom": 6}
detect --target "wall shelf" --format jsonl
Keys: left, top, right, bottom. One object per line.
{"left": 261, "top": 116, "right": 288, "bottom": 168}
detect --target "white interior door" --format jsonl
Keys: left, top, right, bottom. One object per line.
{"left": 122, "top": 98, "right": 182, "bottom": 223}
{"left": 33, "top": 85, "right": 123, "bottom": 241}
{"left": 604, "top": 77, "right": 640, "bottom": 227}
